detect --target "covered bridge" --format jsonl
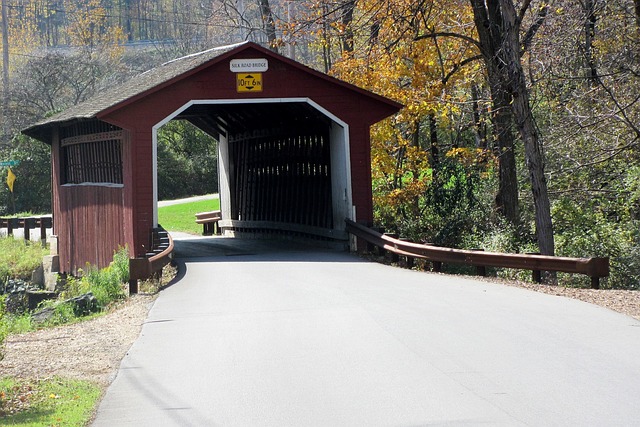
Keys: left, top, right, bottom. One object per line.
{"left": 23, "top": 42, "right": 402, "bottom": 274}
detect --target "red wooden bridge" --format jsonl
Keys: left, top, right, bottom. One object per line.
{"left": 23, "top": 42, "right": 401, "bottom": 275}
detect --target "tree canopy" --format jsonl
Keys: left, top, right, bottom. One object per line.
{"left": 1, "top": 0, "right": 638, "bottom": 288}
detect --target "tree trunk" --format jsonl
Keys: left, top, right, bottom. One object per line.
{"left": 340, "top": 0, "right": 356, "bottom": 53}
{"left": 471, "top": 84, "right": 487, "bottom": 149}
{"left": 2, "top": 0, "right": 9, "bottom": 144}
{"left": 488, "top": 71, "right": 519, "bottom": 226}
{"left": 258, "top": 0, "right": 278, "bottom": 52}
{"left": 583, "top": 0, "right": 598, "bottom": 82}
{"left": 469, "top": 0, "right": 519, "bottom": 227}
{"left": 470, "top": 0, "right": 554, "bottom": 260}
{"left": 498, "top": 0, "right": 555, "bottom": 257}
{"left": 429, "top": 113, "right": 439, "bottom": 183}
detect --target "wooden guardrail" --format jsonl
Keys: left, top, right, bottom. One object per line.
{"left": 129, "top": 227, "right": 174, "bottom": 294}
{"left": 0, "top": 216, "right": 52, "bottom": 241}
{"left": 345, "top": 219, "right": 610, "bottom": 289}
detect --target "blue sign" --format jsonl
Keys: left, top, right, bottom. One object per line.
{"left": 0, "top": 160, "right": 20, "bottom": 167}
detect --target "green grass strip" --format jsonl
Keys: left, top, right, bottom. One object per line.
{"left": 0, "top": 377, "right": 102, "bottom": 426}
{"left": 0, "top": 239, "right": 48, "bottom": 281}
{"left": 157, "top": 197, "right": 220, "bottom": 235}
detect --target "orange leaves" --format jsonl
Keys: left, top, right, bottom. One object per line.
{"left": 446, "top": 147, "right": 493, "bottom": 165}
{"left": 326, "top": 0, "right": 493, "bottom": 220}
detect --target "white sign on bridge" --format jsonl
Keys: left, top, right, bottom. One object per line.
{"left": 230, "top": 58, "right": 269, "bottom": 73}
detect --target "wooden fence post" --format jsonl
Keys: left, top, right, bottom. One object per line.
{"left": 7, "top": 218, "right": 16, "bottom": 235}
{"left": 528, "top": 252, "right": 542, "bottom": 283}
{"left": 433, "top": 261, "right": 442, "bottom": 273}
{"left": 23, "top": 218, "right": 32, "bottom": 241}
{"left": 472, "top": 249, "right": 486, "bottom": 276}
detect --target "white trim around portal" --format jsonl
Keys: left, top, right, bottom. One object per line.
{"left": 151, "top": 98, "right": 353, "bottom": 229}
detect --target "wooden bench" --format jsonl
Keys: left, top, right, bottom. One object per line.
{"left": 195, "top": 210, "right": 222, "bottom": 235}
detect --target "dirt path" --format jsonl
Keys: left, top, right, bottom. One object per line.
{"left": 1, "top": 295, "right": 155, "bottom": 385}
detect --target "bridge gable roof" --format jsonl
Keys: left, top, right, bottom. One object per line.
{"left": 23, "top": 42, "right": 402, "bottom": 141}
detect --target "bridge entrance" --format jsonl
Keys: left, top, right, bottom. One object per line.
{"left": 155, "top": 99, "right": 351, "bottom": 241}
{"left": 24, "top": 42, "right": 401, "bottom": 274}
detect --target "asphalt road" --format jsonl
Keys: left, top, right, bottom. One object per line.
{"left": 93, "top": 235, "right": 640, "bottom": 426}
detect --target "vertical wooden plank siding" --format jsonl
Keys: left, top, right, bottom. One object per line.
{"left": 51, "top": 128, "right": 61, "bottom": 238}
{"left": 229, "top": 128, "right": 333, "bottom": 228}
{"left": 121, "top": 130, "right": 136, "bottom": 257}
{"left": 348, "top": 124, "right": 374, "bottom": 225}
{"left": 132, "top": 129, "right": 154, "bottom": 256}
{"left": 53, "top": 122, "right": 129, "bottom": 273}
{"left": 56, "top": 185, "right": 125, "bottom": 273}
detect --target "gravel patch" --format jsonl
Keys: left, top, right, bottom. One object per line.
{"left": 1, "top": 295, "right": 156, "bottom": 385}
{"left": 498, "top": 280, "right": 640, "bottom": 321}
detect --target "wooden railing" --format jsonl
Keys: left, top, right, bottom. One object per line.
{"left": 345, "top": 219, "right": 610, "bottom": 289}
{"left": 0, "top": 216, "right": 52, "bottom": 242}
{"left": 129, "top": 227, "right": 174, "bottom": 294}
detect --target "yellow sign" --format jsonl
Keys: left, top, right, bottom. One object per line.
{"left": 237, "top": 73, "right": 263, "bottom": 93}
{"left": 6, "top": 167, "right": 16, "bottom": 193}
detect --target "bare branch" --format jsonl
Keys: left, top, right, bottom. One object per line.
{"left": 414, "top": 32, "right": 480, "bottom": 49}
{"left": 517, "top": 0, "right": 533, "bottom": 25}
{"left": 521, "top": 3, "right": 549, "bottom": 55}
{"left": 442, "top": 55, "right": 483, "bottom": 85}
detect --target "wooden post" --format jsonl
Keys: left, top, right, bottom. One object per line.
{"left": 527, "top": 252, "right": 542, "bottom": 283}
{"left": 433, "top": 261, "right": 442, "bottom": 273}
{"left": 591, "top": 276, "right": 600, "bottom": 290}
{"left": 23, "top": 218, "right": 33, "bottom": 241}
{"left": 39, "top": 217, "right": 47, "bottom": 242}
{"left": 129, "top": 258, "right": 150, "bottom": 295}
{"left": 471, "top": 248, "right": 486, "bottom": 277}
{"left": 399, "top": 238, "right": 414, "bottom": 268}
{"left": 532, "top": 270, "right": 542, "bottom": 284}
{"left": 406, "top": 256, "right": 415, "bottom": 269}
{"left": 129, "top": 279, "right": 139, "bottom": 295}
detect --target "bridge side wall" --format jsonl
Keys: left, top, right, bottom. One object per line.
{"left": 51, "top": 127, "right": 134, "bottom": 273}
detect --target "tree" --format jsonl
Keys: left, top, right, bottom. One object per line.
{"left": 328, "top": 0, "right": 496, "bottom": 246}
{"left": 496, "top": 0, "right": 554, "bottom": 257}
{"left": 258, "top": 0, "right": 278, "bottom": 51}
{"left": 467, "top": 0, "right": 555, "bottom": 258}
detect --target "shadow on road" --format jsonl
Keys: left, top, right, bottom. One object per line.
{"left": 170, "top": 232, "right": 360, "bottom": 264}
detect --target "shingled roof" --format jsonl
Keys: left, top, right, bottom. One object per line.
{"left": 23, "top": 42, "right": 245, "bottom": 139}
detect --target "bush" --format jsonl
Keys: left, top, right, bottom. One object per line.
{"left": 551, "top": 197, "right": 640, "bottom": 289}
{"left": 0, "top": 136, "right": 51, "bottom": 216}
{"left": 59, "top": 247, "right": 129, "bottom": 308}
{"left": 157, "top": 120, "right": 218, "bottom": 200}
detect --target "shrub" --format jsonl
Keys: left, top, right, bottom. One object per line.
{"left": 553, "top": 198, "right": 640, "bottom": 289}
{"left": 59, "top": 247, "right": 129, "bottom": 309}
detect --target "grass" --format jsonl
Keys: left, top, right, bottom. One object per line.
{"left": 0, "top": 377, "right": 101, "bottom": 426}
{"left": 157, "top": 197, "right": 220, "bottom": 234}
{"left": 0, "top": 239, "right": 48, "bottom": 282}
{"left": 0, "top": 212, "right": 46, "bottom": 219}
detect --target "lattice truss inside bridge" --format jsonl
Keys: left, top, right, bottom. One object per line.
{"left": 177, "top": 101, "right": 336, "bottom": 232}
